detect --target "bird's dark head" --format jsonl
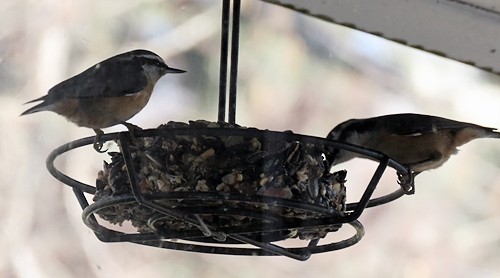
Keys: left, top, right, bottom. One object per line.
{"left": 327, "top": 119, "right": 361, "bottom": 142}
{"left": 126, "top": 49, "right": 186, "bottom": 82}
{"left": 325, "top": 118, "right": 370, "bottom": 166}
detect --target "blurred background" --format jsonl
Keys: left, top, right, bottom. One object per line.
{"left": 2, "top": 0, "right": 500, "bottom": 277}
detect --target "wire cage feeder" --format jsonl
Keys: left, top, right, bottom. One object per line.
{"left": 46, "top": 1, "right": 414, "bottom": 261}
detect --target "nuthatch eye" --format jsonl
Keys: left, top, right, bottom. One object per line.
{"left": 326, "top": 113, "right": 500, "bottom": 180}
{"left": 21, "top": 49, "right": 185, "bottom": 151}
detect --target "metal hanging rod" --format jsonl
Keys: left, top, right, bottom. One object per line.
{"left": 217, "top": 0, "right": 241, "bottom": 124}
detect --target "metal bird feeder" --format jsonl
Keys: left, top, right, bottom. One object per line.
{"left": 46, "top": 1, "right": 413, "bottom": 261}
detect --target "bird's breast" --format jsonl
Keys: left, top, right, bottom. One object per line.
{"left": 362, "top": 131, "right": 457, "bottom": 171}
{"left": 60, "top": 85, "right": 155, "bottom": 129}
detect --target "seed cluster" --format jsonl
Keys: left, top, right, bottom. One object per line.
{"left": 94, "top": 120, "right": 347, "bottom": 240}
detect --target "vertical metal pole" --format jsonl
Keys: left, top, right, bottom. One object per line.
{"left": 228, "top": 0, "right": 241, "bottom": 124}
{"left": 218, "top": 0, "right": 230, "bottom": 122}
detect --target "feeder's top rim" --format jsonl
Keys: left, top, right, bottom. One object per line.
{"left": 46, "top": 125, "right": 412, "bottom": 196}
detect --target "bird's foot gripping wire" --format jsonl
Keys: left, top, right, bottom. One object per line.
{"left": 93, "top": 129, "right": 108, "bottom": 153}
{"left": 121, "top": 122, "right": 143, "bottom": 147}
{"left": 397, "top": 171, "right": 417, "bottom": 194}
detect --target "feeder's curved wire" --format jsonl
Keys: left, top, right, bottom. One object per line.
{"left": 79, "top": 184, "right": 364, "bottom": 260}
{"left": 46, "top": 132, "right": 121, "bottom": 194}
{"left": 46, "top": 127, "right": 412, "bottom": 196}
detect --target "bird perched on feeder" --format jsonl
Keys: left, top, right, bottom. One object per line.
{"left": 326, "top": 113, "right": 500, "bottom": 185}
{"left": 21, "top": 49, "right": 186, "bottom": 152}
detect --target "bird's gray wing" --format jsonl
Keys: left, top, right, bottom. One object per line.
{"left": 45, "top": 60, "right": 148, "bottom": 101}
{"left": 378, "top": 113, "right": 485, "bottom": 136}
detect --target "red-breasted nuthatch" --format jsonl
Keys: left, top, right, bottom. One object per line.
{"left": 21, "top": 49, "right": 185, "bottom": 151}
{"left": 326, "top": 113, "right": 500, "bottom": 177}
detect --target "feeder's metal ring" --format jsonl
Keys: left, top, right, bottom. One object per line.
{"left": 79, "top": 189, "right": 364, "bottom": 259}
{"left": 47, "top": 127, "right": 413, "bottom": 198}
{"left": 123, "top": 220, "right": 364, "bottom": 258}
{"left": 74, "top": 186, "right": 363, "bottom": 260}
{"left": 82, "top": 191, "right": 345, "bottom": 243}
